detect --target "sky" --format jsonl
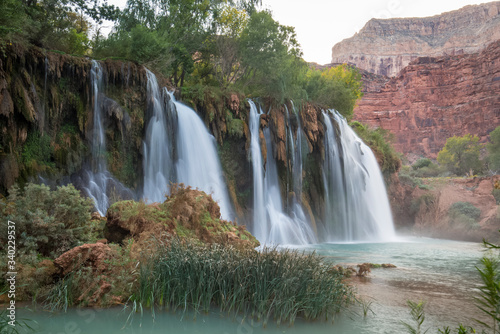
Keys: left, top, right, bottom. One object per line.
{"left": 106, "top": 0, "right": 491, "bottom": 65}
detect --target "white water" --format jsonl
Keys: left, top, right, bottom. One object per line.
{"left": 82, "top": 60, "right": 110, "bottom": 215}
{"left": 167, "top": 91, "right": 234, "bottom": 221}
{"left": 142, "top": 69, "right": 172, "bottom": 202}
{"left": 322, "top": 110, "right": 396, "bottom": 242}
{"left": 249, "top": 101, "right": 316, "bottom": 245}
{"left": 82, "top": 61, "right": 135, "bottom": 215}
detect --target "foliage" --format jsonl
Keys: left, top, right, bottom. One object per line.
{"left": 128, "top": 239, "right": 353, "bottom": 326}
{"left": 22, "top": 131, "right": 54, "bottom": 172}
{"left": 401, "top": 300, "right": 429, "bottom": 334}
{"left": 93, "top": 1, "right": 363, "bottom": 112}
{"left": 0, "top": 0, "right": 26, "bottom": 53}
{"left": 492, "top": 189, "right": 500, "bottom": 206}
{"left": 211, "top": 4, "right": 249, "bottom": 87}
{"left": 487, "top": 126, "right": 500, "bottom": 173}
{"left": 437, "top": 134, "right": 483, "bottom": 176}
{"left": 303, "top": 65, "right": 362, "bottom": 118}
{"left": 44, "top": 242, "right": 134, "bottom": 309}
{"left": 236, "top": 10, "right": 302, "bottom": 99}
{"left": 0, "top": 0, "right": 118, "bottom": 54}
{"left": 448, "top": 202, "right": 481, "bottom": 230}
{"left": 413, "top": 158, "right": 432, "bottom": 170}
{"left": 352, "top": 121, "right": 401, "bottom": 174}
{"left": 0, "top": 183, "right": 94, "bottom": 258}
{"left": 0, "top": 303, "right": 35, "bottom": 334}
{"left": 438, "top": 325, "right": 477, "bottom": 334}
{"left": 410, "top": 193, "right": 436, "bottom": 217}
{"left": 225, "top": 110, "right": 244, "bottom": 138}
{"left": 475, "top": 256, "right": 500, "bottom": 333}
{"left": 94, "top": 24, "right": 169, "bottom": 65}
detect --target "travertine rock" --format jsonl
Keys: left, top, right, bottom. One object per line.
{"left": 332, "top": 2, "right": 500, "bottom": 77}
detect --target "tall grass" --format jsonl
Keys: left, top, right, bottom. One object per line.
{"left": 401, "top": 300, "right": 428, "bottom": 334}
{"left": 128, "top": 240, "right": 353, "bottom": 326}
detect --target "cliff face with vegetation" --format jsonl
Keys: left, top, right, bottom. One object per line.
{"left": 0, "top": 44, "right": 340, "bottom": 229}
{"left": 353, "top": 40, "right": 500, "bottom": 158}
{"left": 331, "top": 2, "right": 500, "bottom": 77}
{"left": 0, "top": 44, "right": 149, "bottom": 194}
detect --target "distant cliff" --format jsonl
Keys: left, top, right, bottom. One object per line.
{"left": 353, "top": 40, "right": 500, "bottom": 158}
{"left": 331, "top": 2, "right": 500, "bottom": 77}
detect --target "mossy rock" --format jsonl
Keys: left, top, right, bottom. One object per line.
{"left": 105, "top": 184, "right": 259, "bottom": 251}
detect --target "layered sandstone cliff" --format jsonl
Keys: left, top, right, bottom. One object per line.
{"left": 353, "top": 40, "right": 500, "bottom": 158}
{"left": 331, "top": 2, "right": 500, "bottom": 77}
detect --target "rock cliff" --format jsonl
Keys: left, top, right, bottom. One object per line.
{"left": 353, "top": 39, "right": 500, "bottom": 158}
{"left": 331, "top": 2, "right": 500, "bottom": 77}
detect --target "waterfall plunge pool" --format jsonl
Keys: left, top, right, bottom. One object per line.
{"left": 17, "top": 237, "right": 486, "bottom": 333}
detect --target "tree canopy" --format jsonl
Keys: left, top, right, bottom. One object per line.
{"left": 437, "top": 134, "right": 483, "bottom": 176}
{"left": 0, "top": 0, "right": 364, "bottom": 116}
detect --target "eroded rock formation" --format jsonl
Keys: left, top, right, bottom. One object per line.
{"left": 353, "top": 40, "right": 500, "bottom": 158}
{"left": 0, "top": 44, "right": 148, "bottom": 193}
{"left": 331, "top": 2, "right": 500, "bottom": 77}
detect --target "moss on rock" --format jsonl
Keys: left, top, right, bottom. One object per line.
{"left": 105, "top": 184, "right": 259, "bottom": 251}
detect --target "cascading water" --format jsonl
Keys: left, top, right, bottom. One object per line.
{"left": 142, "top": 69, "right": 173, "bottom": 202}
{"left": 82, "top": 60, "right": 110, "bottom": 215}
{"left": 82, "top": 60, "right": 134, "bottom": 215}
{"left": 167, "top": 91, "right": 234, "bottom": 221}
{"left": 322, "top": 110, "right": 396, "bottom": 242}
{"left": 249, "top": 101, "right": 316, "bottom": 245}
{"left": 249, "top": 101, "right": 267, "bottom": 241}
{"left": 290, "top": 102, "right": 305, "bottom": 199}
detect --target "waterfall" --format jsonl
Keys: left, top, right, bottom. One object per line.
{"left": 82, "top": 60, "right": 134, "bottom": 215}
{"left": 249, "top": 101, "right": 316, "bottom": 245}
{"left": 81, "top": 60, "right": 110, "bottom": 215}
{"left": 167, "top": 91, "right": 234, "bottom": 221}
{"left": 322, "top": 110, "right": 396, "bottom": 242}
{"left": 249, "top": 100, "right": 267, "bottom": 240}
{"left": 290, "top": 102, "right": 305, "bottom": 199}
{"left": 142, "top": 69, "right": 173, "bottom": 203}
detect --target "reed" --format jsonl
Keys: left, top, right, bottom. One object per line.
{"left": 128, "top": 239, "right": 353, "bottom": 325}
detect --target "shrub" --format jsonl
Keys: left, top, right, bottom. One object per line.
{"left": 352, "top": 123, "right": 401, "bottom": 174}
{"left": 399, "top": 168, "right": 431, "bottom": 190}
{"left": 448, "top": 202, "right": 481, "bottom": 230}
{"left": 22, "top": 131, "right": 54, "bottom": 172}
{"left": 0, "top": 183, "right": 95, "bottom": 259}
{"left": 412, "top": 158, "right": 432, "bottom": 170}
{"left": 410, "top": 193, "right": 436, "bottom": 217}
{"left": 493, "top": 188, "right": 500, "bottom": 205}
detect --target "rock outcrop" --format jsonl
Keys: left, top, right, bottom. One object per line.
{"left": 353, "top": 40, "right": 500, "bottom": 158}
{"left": 331, "top": 2, "right": 500, "bottom": 77}
{"left": 408, "top": 176, "right": 500, "bottom": 242}
{"left": 0, "top": 44, "right": 148, "bottom": 193}
{"left": 105, "top": 184, "right": 260, "bottom": 251}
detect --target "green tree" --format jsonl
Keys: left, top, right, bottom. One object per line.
{"left": 115, "top": 0, "right": 260, "bottom": 87}
{"left": 301, "top": 65, "right": 363, "bottom": 119}
{"left": 0, "top": 0, "right": 26, "bottom": 43}
{"left": 437, "top": 134, "right": 483, "bottom": 176}
{"left": 0, "top": 183, "right": 94, "bottom": 258}
{"left": 0, "top": 0, "right": 117, "bottom": 53}
{"left": 237, "top": 10, "right": 304, "bottom": 101}
{"left": 211, "top": 4, "right": 249, "bottom": 87}
{"left": 488, "top": 126, "right": 500, "bottom": 173}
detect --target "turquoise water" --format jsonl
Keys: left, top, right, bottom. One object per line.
{"left": 17, "top": 237, "right": 485, "bottom": 333}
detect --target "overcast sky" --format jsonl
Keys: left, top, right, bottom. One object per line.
{"left": 107, "top": 0, "right": 491, "bottom": 64}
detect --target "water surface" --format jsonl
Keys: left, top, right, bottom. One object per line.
{"left": 18, "top": 237, "right": 486, "bottom": 333}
